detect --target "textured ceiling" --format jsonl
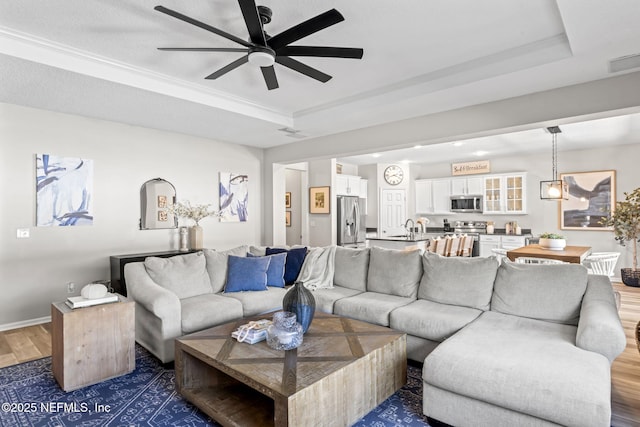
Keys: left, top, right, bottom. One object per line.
{"left": 1, "top": 0, "right": 640, "bottom": 149}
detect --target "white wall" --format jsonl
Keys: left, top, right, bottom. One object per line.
{"left": 285, "top": 169, "right": 302, "bottom": 245}
{"left": 0, "top": 103, "right": 263, "bottom": 327}
{"left": 307, "top": 158, "right": 336, "bottom": 247}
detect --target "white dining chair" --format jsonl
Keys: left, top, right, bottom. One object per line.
{"left": 582, "top": 252, "right": 620, "bottom": 277}
{"left": 491, "top": 248, "right": 508, "bottom": 262}
{"left": 514, "top": 257, "right": 568, "bottom": 265}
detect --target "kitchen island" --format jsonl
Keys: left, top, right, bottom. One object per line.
{"left": 367, "top": 235, "right": 430, "bottom": 252}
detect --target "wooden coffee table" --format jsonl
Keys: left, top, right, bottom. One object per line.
{"left": 175, "top": 311, "right": 406, "bottom": 427}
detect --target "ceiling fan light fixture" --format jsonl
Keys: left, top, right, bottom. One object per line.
{"left": 248, "top": 47, "right": 276, "bottom": 67}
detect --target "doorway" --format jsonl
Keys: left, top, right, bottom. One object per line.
{"left": 379, "top": 188, "right": 407, "bottom": 237}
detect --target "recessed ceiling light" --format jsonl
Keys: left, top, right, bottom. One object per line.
{"left": 372, "top": 153, "right": 381, "bottom": 158}
{"left": 453, "top": 142, "right": 464, "bottom": 147}
{"left": 414, "top": 145, "right": 422, "bottom": 149}
{"left": 401, "top": 159, "right": 411, "bottom": 164}
{"left": 474, "top": 151, "right": 488, "bottom": 156}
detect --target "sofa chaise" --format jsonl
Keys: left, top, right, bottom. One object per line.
{"left": 125, "top": 245, "right": 626, "bottom": 426}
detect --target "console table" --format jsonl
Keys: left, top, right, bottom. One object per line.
{"left": 110, "top": 250, "right": 196, "bottom": 296}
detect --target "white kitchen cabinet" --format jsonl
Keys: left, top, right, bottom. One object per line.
{"left": 451, "top": 177, "right": 483, "bottom": 195}
{"left": 415, "top": 179, "right": 450, "bottom": 214}
{"left": 335, "top": 174, "right": 362, "bottom": 196}
{"left": 501, "top": 235, "right": 526, "bottom": 250}
{"left": 483, "top": 173, "right": 527, "bottom": 214}
{"left": 479, "top": 235, "right": 501, "bottom": 257}
{"left": 432, "top": 179, "right": 452, "bottom": 214}
{"left": 479, "top": 235, "right": 526, "bottom": 257}
{"left": 415, "top": 179, "right": 433, "bottom": 213}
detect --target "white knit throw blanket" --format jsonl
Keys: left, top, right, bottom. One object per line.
{"left": 296, "top": 246, "right": 336, "bottom": 290}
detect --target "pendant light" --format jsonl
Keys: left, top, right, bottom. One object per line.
{"left": 539, "top": 126, "right": 568, "bottom": 200}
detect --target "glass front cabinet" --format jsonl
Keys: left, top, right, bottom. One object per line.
{"left": 483, "top": 173, "right": 527, "bottom": 214}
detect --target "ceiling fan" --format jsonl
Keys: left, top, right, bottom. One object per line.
{"left": 154, "top": 1, "right": 364, "bottom": 90}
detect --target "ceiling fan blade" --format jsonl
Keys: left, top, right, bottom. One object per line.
{"left": 238, "top": 0, "right": 267, "bottom": 45}
{"left": 205, "top": 56, "right": 249, "bottom": 79}
{"left": 268, "top": 9, "right": 344, "bottom": 50}
{"left": 158, "top": 47, "right": 249, "bottom": 52}
{"left": 154, "top": 5, "right": 252, "bottom": 48}
{"left": 275, "top": 56, "right": 331, "bottom": 83}
{"left": 276, "top": 46, "right": 363, "bottom": 59}
{"left": 261, "top": 66, "right": 279, "bottom": 90}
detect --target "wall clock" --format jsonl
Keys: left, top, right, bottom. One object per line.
{"left": 384, "top": 165, "right": 404, "bottom": 185}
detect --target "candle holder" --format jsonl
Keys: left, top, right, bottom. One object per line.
{"left": 266, "top": 311, "right": 303, "bottom": 351}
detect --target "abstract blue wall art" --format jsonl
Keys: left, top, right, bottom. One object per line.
{"left": 219, "top": 172, "right": 248, "bottom": 222}
{"left": 36, "top": 154, "right": 94, "bottom": 226}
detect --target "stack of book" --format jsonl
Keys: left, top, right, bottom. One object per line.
{"left": 231, "top": 319, "right": 272, "bottom": 344}
{"left": 65, "top": 294, "right": 119, "bottom": 309}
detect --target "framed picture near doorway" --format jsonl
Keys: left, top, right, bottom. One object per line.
{"left": 285, "top": 192, "right": 291, "bottom": 208}
{"left": 285, "top": 211, "right": 291, "bottom": 227}
{"left": 559, "top": 170, "right": 615, "bottom": 230}
{"left": 309, "top": 186, "right": 330, "bottom": 214}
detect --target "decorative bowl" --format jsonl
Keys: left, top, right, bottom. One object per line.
{"left": 539, "top": 238, "right": 566, "bottom": 251}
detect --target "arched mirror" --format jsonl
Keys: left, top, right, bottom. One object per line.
{"left": 140, "top": 178, "right": 178, "bottom": 230}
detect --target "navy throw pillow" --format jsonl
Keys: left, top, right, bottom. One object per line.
{"left": 224, "top": 255, "right": 270, "bottom": 293}
{"left": 247, "top": 252, "right": 287, "bottom": 288}
{"left": 266, "top": 247, "right": 307, "bottom": 286}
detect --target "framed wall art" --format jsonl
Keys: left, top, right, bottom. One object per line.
{"left": 309, "top": 186, "right": 330, "bottom": 214}
{"left": 559, "top": 170, "right": 615, "bottom": 230}
{"left": 285, "top": 192, "right": 291, "bottom": 208}
{"left": 286, "top": 211, "right": 291, "bottom": 227}
{"left": 36, "top": 154, "right": 94, "bottom": 226}
{"left": 219, "top": 172, "right": 248, "bottom": 222}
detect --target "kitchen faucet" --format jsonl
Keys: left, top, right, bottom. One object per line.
{"left": 404, "top": 218, "right": 415, "bottom": 240}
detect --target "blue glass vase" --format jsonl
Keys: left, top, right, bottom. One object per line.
{"left": 282, "top": 281, "right": 315, "bottom": 333}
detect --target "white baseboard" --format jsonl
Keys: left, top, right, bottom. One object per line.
{"left": 0, "top": 316, "right": 51, "bottom": 332}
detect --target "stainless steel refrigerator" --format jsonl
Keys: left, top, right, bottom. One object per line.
{"left": 337, "top": 196, "right": 366, "bottom": 247}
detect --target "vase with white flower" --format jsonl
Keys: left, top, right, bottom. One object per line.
{"left": 168, "top": 201, "right": 219, "bottom": 250}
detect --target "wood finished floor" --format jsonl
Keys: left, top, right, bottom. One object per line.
{"left": 0, "top": 284, "right": 638, "bottom": 426}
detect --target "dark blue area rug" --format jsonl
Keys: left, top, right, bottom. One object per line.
{"left": 0, "top": 345, "right": 430, "bottom": 426}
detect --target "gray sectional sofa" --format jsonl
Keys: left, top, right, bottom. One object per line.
{"left": 124, "top": 244, "right": 626, "bottom": 427}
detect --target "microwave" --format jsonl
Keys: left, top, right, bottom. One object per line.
{"left": 450, "top": 195, "right": 483, "bottom": 213}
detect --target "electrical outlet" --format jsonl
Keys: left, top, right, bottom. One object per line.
{"left": 16, "top": 228, "right": 30, "bottom": 238}
{"left": 67, "top": 282, "right": 75, "bottom": 293}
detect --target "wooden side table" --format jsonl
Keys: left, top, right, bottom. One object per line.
{"left": 51, "top": 294, "right": 135, "bottom": 391}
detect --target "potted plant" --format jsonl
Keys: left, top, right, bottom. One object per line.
{"left": 539, "top": 232, "right": 566, "bottom": 250}
{"left": 600, "top": 188, "right": 640, "bottom": 287}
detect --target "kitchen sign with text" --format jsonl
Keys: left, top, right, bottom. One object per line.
{"left": 451, "top": 160, "right": 491, "bottom": 176}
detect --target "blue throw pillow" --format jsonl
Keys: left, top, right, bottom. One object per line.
{"left": 266, "top": 247, "right": 307, "bottom": 286}
{"left": 247, "top": 252, "right": 287, "bottom": 288}
{"left": 224, "top": 255, "right": 270, "bottom": 293}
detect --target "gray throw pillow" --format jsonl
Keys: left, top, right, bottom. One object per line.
{"left": 367, "top": 247, "right": 422, "bottom": 298}
{"left": 334, "top": 246, "right": 370, "bottom": 291}
{"left": 419, "top": 252, "right": 499, "bottom": 310}
{"left": 491, "top": 261, "right": 588, "bottom": 325}
{"left": 144, "top": 252, "right": 212, "bottom": 299}
{"left": 203, "top": 245, "right": 249, "bottom": 293}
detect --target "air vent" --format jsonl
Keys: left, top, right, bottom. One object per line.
{"left": 609, "top": 53, "right": 640, "bottom": 73}
{"left": 278, "top": 127, "right": 307, "bottom": 139}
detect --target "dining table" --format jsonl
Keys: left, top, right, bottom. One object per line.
{"left": 506, "top": 244, "right": 592, "bottom": 264}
